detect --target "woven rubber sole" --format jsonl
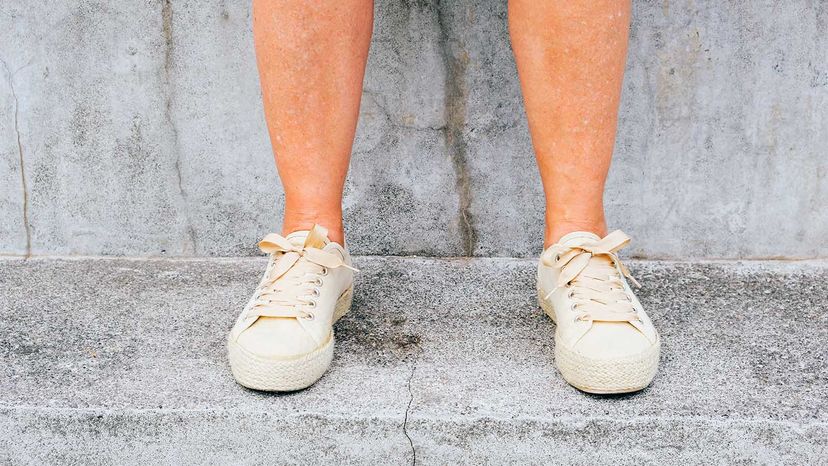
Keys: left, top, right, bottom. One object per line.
{"left": 228, "top": 286, "right": 354, "bottom": 392}
{"left": 538, "top": 289, "right": 660, "bottom": 394}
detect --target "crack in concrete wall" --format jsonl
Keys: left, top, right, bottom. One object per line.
{"left": 436, "top": 2, "right": 477, "bottom": 256}
{"left": 161, "top": 0, "right": 197, "bottom": 255}
{"left": 1, "top": 58, "right": 32, "bottom": 258}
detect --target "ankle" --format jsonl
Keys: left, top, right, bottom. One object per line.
{"left": 545, "top": 219, "right": 607, "bottom": 248}
{"left": 281, "top": 215, "right": 345, "bottom": 245}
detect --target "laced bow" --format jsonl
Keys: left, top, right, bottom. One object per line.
{"left": 248, "top": 233, "right": 357, "bottom": 320}
{"left": 542, "top": 230, "right": 641, "bottom": 324}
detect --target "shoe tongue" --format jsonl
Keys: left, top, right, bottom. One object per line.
{"left": 285, "top": 224, "right": 330, "bottom": 249}
{"left": 285, "top": 230, "right": 309, "bottom": 248}
{"left": 558, "top": 231, "right": 601, "bottom": 247}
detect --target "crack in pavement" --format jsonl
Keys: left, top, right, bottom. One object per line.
{"left": 1, "top": 58, "right": 32, "bottom": 258}
{"left": 402, "top": 353, "right": 418, "bottom": 465}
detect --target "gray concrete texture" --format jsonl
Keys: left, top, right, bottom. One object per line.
{"left": 1, "top": 256, "right": 826, "bottom": 463}
{"left": 1, "top": 1, "right": 826, "bottom": 259}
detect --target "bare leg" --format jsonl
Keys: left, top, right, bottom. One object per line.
{"left": 508, "top": 0, "right": 631, "bottom": 247}
{"left": 253, "top": 0, "right": 374, "bottom": 244}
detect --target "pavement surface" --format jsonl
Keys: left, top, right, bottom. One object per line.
{"left": 1, "top": 256, "right": 826, "bottom": 464}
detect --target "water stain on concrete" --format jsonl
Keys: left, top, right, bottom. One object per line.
{"left": 392, "top": 333, "right": 422, "bottom": 350}
{"left": 436, "top": 1, "right": 477, "bottom": 257}
{"left": 161, "top": 1, "right": 174, "bottom": 68}
{"left": 160, "top": 0, "right": 197, "bottom": 255}
{"left": 0, "top": 58, "right": 31, "bottom": 257}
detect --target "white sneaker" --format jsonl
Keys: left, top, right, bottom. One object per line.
{"left": 228, "top": 224, "right": 356, "bottom": 391}
{"left": 537, "top": 230, "right": 660, "bottom": 394}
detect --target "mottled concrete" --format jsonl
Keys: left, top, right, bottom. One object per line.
{"left": 0, "top": 1, "right": 826, "bottom": 259}
{"left": 1, "top": 257, "right": 826, "bottom": 463}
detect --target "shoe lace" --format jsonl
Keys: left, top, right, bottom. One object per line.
{"left": 249, "top": 233, "right": 357, "bottom": 320}
{"left": 542, "top": 230, "right": 641, "bottom": 323}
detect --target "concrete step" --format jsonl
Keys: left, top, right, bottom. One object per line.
{"left": 0, "top": 257, "right": 825, "bottom": 465}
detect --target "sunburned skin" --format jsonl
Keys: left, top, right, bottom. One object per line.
{"left": 253, "top": 0, "right": 631, "bottom": 248}
{"left": 253, "top": 0, "right": 374, "bottom": 245}
{"left": 509, "top": 0, "right": 631, "bottom": 247}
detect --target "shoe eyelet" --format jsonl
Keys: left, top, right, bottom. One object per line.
{"left": 303, "top": 312, "right": 315, "bottom": 321}
{"left": 314, "top": 277, "right": 324, "bottom": 287}
{"left": 307, "top": 299, "right": 317, "bottom": 308}
{"left": 320, "top": 267, "right": 328, "bottom": 276}
{"left": 311, "top": 288, "right": 321, "bottom": 297}
{"left": 567, "top": 290, "right": 575, "bottom": 299}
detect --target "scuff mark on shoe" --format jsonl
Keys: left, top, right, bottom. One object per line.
{"left": 436, "top": 1, "right": 477, "bottom": 257}
{"left": 1, "top": 58, "right": 32, "bottom": 258}
{"left": 161, "top": 0, "right": 197, "bottom": 254}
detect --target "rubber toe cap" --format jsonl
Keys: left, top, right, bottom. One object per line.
{"left": 574, "top": 322, "right": 654, "bottom": 360}
{"left": 236, "top": 318, "right": 319, "bottom": 358}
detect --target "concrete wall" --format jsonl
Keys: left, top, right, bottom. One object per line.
{"left": 1, "top": 1, "right": 826, "bottom": 259}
